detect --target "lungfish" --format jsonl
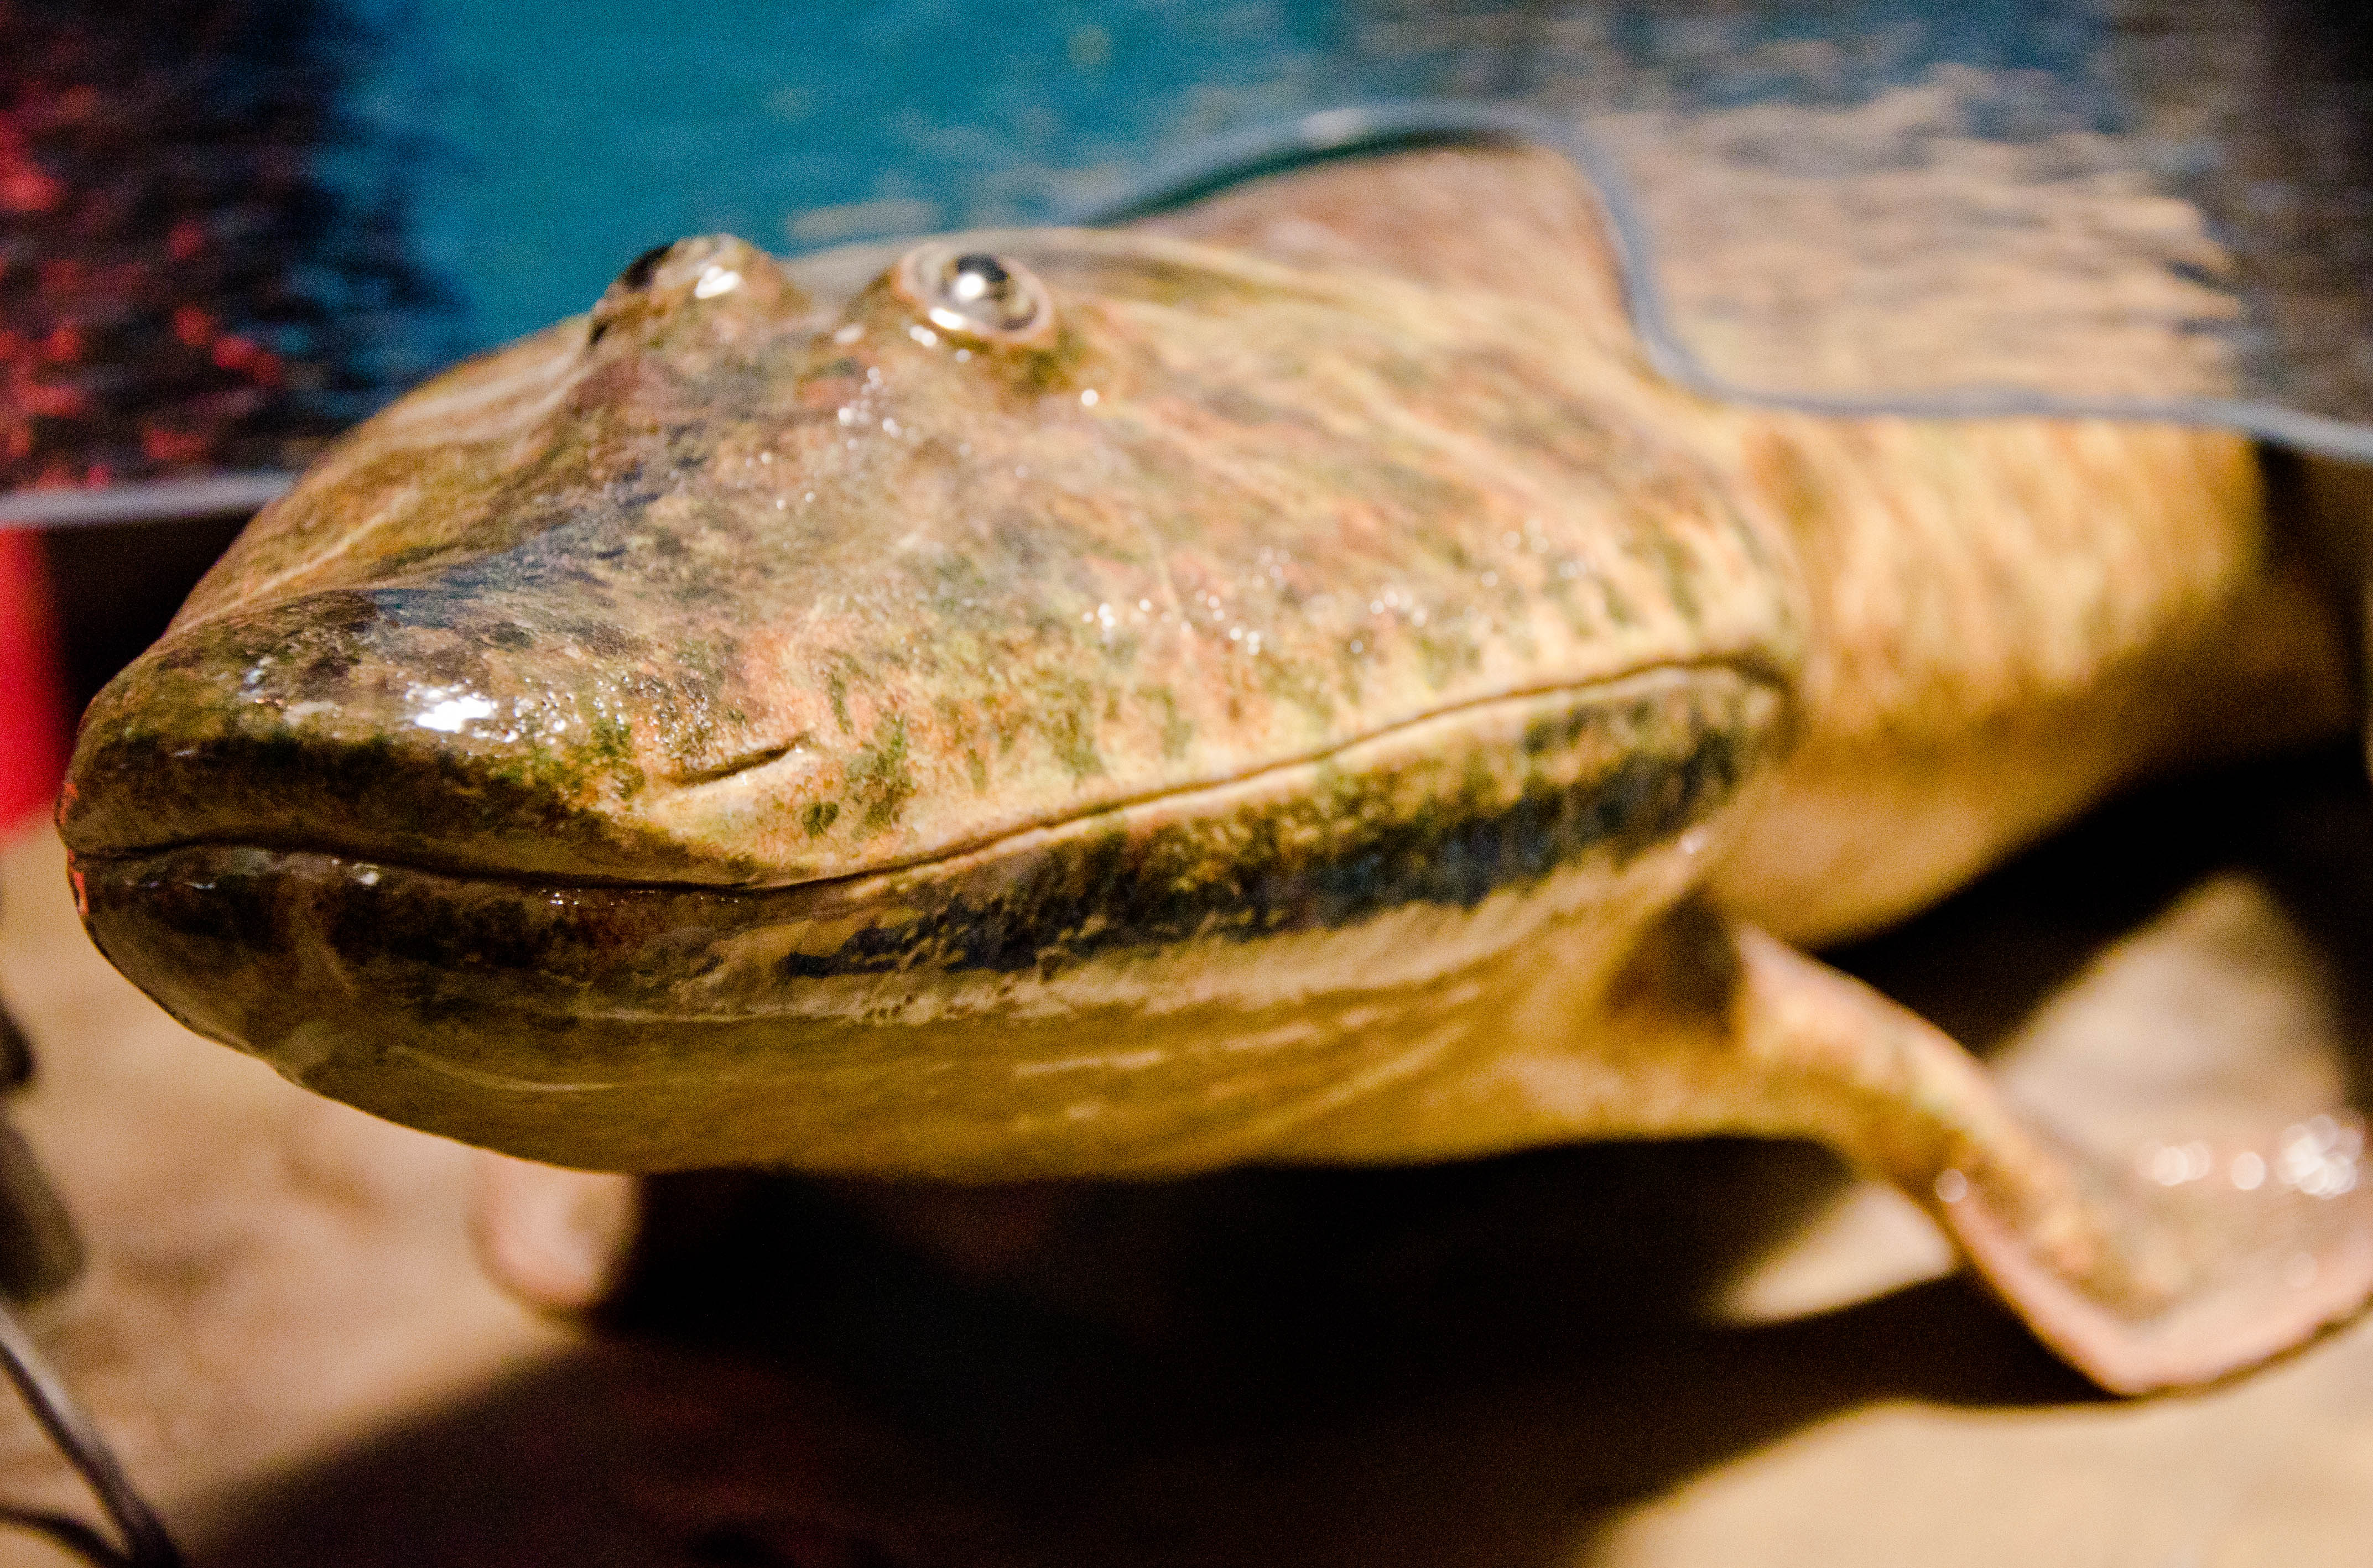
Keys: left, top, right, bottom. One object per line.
{"left": 56, "top": 146, "right": 2373, "bottom": 1393}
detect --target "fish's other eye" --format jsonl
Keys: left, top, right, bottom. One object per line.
{"left": 612, "top": 243, "right": 674, "bottom": 293}
{"left": 893, "top": 244, "right": 1054, "bottom": 347}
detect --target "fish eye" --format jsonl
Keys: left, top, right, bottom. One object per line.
{"left": 892, "top": 244, "right": 1054, "bottom": 347}
{"left": 612, "top": 242, "right": 674, "bottom": 294}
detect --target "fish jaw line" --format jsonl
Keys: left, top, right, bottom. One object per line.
{"left": 73, "top": 660, "right": 1783, "bottom": 1023}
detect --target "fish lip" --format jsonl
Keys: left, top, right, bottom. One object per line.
{"left": 67, "top": 656, "right": 1789, "bottom": 897}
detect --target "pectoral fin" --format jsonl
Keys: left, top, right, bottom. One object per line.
{"left": 1628, "top": 911, "right": 2373, "bottom": 1394}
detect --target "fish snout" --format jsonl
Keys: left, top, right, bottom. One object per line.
{"left": 60, "top": 585, "right": 741, "bottom": 883}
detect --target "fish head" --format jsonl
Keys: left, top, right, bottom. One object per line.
{"left": 62, "top": 225, "right": 1806, "bottom": 1172}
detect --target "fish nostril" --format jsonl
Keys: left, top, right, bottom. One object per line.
{"left": 892, "top": 243, "right": 1054, "bottom": 347}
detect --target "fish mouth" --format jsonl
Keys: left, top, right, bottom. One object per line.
{"left": 75, "top": 658, "right": 1781, "bottom": 1002}
{"left": 70, "top": 662, "right": 1783, "bottom": 1168}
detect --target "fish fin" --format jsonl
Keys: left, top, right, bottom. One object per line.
{"left": 1683, "top": 917, "right": 2373, "bottom": 1393}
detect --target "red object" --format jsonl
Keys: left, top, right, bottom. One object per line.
{"left": 0, "top": 2, "right": 455, "bottom": 493}
{"left": 0, "top": 530, "right": 67, "bottom": 832}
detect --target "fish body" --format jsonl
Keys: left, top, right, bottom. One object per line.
{"left": 58, "top": 147, "right": 2373, "bottom": 1391}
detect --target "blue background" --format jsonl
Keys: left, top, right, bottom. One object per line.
{"left": 345, "top": 1, "right": 2110, "bottom": 353}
